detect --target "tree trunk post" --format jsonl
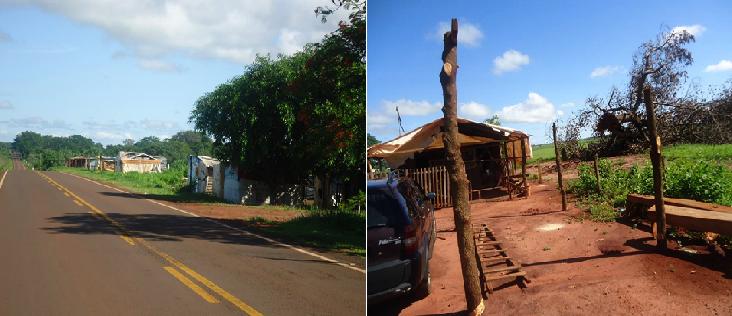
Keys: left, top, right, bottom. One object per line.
{"left": 439, "top": 18, "right": 484, "bottom": 315}
{"left": 520, "top": 137, "right": 528, "bottom": 196}
{"left": 594, "top": 153, "right": 601, "bottom": 193}
{"left": 644, "top": 86, "right": 667, "bottom": 250}
{"left": 552, "top": 123, "right": 567, "bottom": 212}
{"left": 537, "top": 162, "right": 542, "bottom": 184}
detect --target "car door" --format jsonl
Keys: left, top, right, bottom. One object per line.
{"left": 367, "top": 188, "right": 410, "bottom": 295}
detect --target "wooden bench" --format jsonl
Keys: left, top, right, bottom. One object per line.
{"left": 646, "top": 205, "right": 732, "bottom": 236}
{"left": 626, "top": 193, "right": 732, "bottom": 218}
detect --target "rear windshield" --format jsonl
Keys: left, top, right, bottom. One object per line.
{"left": 367, "top": 188, "right": 404, "bottom": 228}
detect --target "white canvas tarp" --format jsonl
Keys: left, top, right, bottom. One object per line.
{"left": 368, "top": 117, "right": 532, "bottom": 168}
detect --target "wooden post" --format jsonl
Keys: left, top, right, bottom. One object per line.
{"left": 503, "top": 141, "right": 512, "bottom": 200}
{"left": 520, "top": 137, "right": 528, "bottom": 196}
{"left": 439, "top": 18, "right": 484, "bottom": 314}
{"left": 552, "top": 123, "right": 567, "bottom": 212}
{"left": 594, "top": 153, "right": 601, "bottom": 193}
{"left": 537, "top": 163, "right": 543, "bottom": 184}
{"left": 644, "top": 86, "right": 667, "bottom": 250}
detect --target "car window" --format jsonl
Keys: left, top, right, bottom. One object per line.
{"left": 367, "top": 189, "right": 403, "bottom": 228}
{"left": 397, "top": 180, "right": 425, "bottom": 218}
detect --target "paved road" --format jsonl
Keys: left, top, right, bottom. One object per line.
{"left": 0, "top": 163, "right": 364, "bottom": 315}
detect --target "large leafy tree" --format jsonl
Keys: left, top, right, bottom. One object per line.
{"left": 190, "top": 0, "right": 365, "bottom": 203}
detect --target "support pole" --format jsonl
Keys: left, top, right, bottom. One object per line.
{"left": 552, "top": 123, "right": 567, "bottom": 212}
{"left": 520, "top": 137, "right": 528, "bottom": 196}
{"left": 537, "top": 163, "right": 542, "bottom": 184}
{"left": 644, "top": 86, "right": 667, "bottom": 250}
{"left": 594, "top": 153, "right": 601, "bottom": 193}
{"left": 439, "top": 18, "right": 484, "bottom": 314}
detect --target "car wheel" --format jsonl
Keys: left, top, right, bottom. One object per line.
{"left": 414, "top": 257, "right": 431, "bottom": 299}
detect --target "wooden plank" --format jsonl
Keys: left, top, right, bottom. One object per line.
{"left": 628, "top": 193, "right": 732, "bottom": 214}
{"left": 477, "top": 249, "right": 507, "bottom": 255}
{"left": 647, "top": 205, "right": 732, "bottom": 235}
{"left": 484, "top": 270, "right": 527, "bottom": 281}
{"left": 484, "top": 265, "right": 521, "bottom": 273}
{"left": 479, "top": 256, "right": 511, "bottom": 263}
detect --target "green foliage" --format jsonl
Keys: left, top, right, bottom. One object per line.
{"left": 367, "top": 133, "right": 380, "bottom": 147}
{"left": 570, "top": 158, "right": 732, "bottom": 222}
{"left": 243, "top": 209, "right": 365, "bottom": 256}
{"left": 664, "top": 143, "right": 732, "bottom": 163}
{"left": 338, "top": 190, "right": 365, "bottom": 212}
{"left": 190, "top": 1, "right": 365, "bottom": 200}
{"left": 484, "top": 114, "right": 501, "bottom": 126}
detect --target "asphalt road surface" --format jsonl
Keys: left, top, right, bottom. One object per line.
{"left": 0, "top": 161, "right": 364, "bottom": 315}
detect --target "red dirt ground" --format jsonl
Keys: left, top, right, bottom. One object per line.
{"left": 373, "top": 181, "right": 732, "bottom": 315}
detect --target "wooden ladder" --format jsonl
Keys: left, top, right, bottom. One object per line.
{"left": 473, "top": 223, "right": 529, "bottom": 295}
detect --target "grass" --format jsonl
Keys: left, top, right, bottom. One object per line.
{"left": 529, "top": 143, "right": 555, "bottom": 164}
{"left": 241, "top": 210, "right": 365, "bottom": 256}
{"left": 664, "top": 143, "right": 732, "bottom": 163}
{"left": 0, "top": 151, "right": 12, "bottom": 173}
{"left": 50, "top": 166, "right": 222, "bottom": 203}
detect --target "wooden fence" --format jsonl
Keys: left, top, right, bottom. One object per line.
{"left": 403, "top": 166, "right": 452, "bottom": 209}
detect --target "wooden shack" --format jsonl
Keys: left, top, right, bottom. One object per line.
{"left": 367, "top": 118, "right": 531, "bottom": 208}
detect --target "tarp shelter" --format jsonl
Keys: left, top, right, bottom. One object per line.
{"left": 116, "top": 152, "right": 163, "bottom": 173}
{"left": 368, "top": 118, "right": 532, "bottom": 205}
{"left": 188, "top": 155, "right": 220, "bottom": 194}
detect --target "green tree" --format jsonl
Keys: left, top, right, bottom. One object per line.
{"left": 484, "top": 114, "right": 501, "bottom": 126}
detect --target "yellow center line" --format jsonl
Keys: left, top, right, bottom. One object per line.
{"left": 163, "top": 267, "right": 219, "bottom": 304}
{"left": 73, "top": 200, "right": 84, "bottom": 207}
{"left": 36, "top": 172, "right": 263, "bottom": 315}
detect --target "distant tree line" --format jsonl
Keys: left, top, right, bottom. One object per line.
{"left": 190, "top": 0, "right": 365, "bottom": 199}
{"left": 11, "top": 130, "right": 212, "bottom": 170}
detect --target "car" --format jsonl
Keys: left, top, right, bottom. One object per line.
{"left": 367, "top": 175, "right": 436, "bottom": 304}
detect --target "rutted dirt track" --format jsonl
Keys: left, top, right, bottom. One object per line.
{"left": 384, "top": 182, "right": 732, "bottom": 316}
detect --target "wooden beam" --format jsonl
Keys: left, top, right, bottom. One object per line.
{"left": 627, "top": 194, "right": 732, "bottom": 214}
{"left": 647, "top": 205, "right": 732, "bottom": 236}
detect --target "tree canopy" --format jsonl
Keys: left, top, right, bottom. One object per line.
{"left": 190, "top": 0, "right": 365, "bottom": 195}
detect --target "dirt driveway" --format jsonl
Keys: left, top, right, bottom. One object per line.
{"left": 380, "top": 182, "right": 732, "bottom": 315}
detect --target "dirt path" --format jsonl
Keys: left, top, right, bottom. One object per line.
{"left": 389, "top": 182, "right": 732, "bottom": 315}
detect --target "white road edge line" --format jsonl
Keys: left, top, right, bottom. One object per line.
{"left": 0, "top": 171, "right": 7, "bottom": 190}
{"left": 58, "top": 172, "right": 365, "bottom": 274}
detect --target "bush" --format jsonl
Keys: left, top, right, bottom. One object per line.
{"left": 569, "top": 158, "right": 732, "bottom": 222}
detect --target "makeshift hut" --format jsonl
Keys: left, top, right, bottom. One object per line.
{"left": 115, "top": 152, "right": 163, "bottom": 173}
{"left": 88, "top": 156, "right": 116, "bottom": 171}
{"left": 188, "top": 155, "right": 220, "bottom": 194}
{"left": 66, "top": 156, "right": 90, "bottom": 168}
{"left": 367, "top": 117, "right": 531, "bottom": 208}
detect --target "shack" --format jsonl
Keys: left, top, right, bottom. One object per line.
{"left": 115, "top": 152, "right": 164, "bottom": 173}
{"left": 188, "top": 155, "right": 220, "bottom": 194}
{"left": 367, "top": 117, "right": 531, "bottom": 207}
{"left": 89, "top": 156, "right": 116, "bottom": 171}
{"left": 66, "top": 156, "right": 90, "bottom": 168}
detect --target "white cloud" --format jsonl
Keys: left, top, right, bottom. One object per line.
{"left": 435, "top": 21, "right": 483, "bottom": 46}
{"left": 13, "top": 0, "right": 348, "bottom": 67}
{"left": 493, "top": 50, "right": 529, "bottom": 75}
{"left": 138, "top": 58, "right": 181, "bottom": 72}
{"left": 0, "top": 100, "right": 13, "bottom": 109}
{"left": 671, "top": 24, "right": 706, "bottom": 37}
{"left": 459, "top": 101, "right": 491, "bottom": 120}
{"left": 497, "top": 92, "right": 559, "bottom": 123}
{"left": 382, "top": 99, "right": 441, "bottom": 116}
{"left": 705, "top": 60, "right": 732, "bottom": 73}
{"left": 590, "top": 65, "right": 621, "bottom": 78}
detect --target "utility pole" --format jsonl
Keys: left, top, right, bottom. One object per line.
{"left": 439, "top": 18, "right": 484, "bottom": 315}
{"left": 644, "top": 86, "right": 667, "bottom": 250}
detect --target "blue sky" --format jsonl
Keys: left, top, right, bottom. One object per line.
{"left": 367, "top": 0, "right": 732, "bottom": 144}
{"left": 0, "top": 1, "right": 346, "bottom": 144}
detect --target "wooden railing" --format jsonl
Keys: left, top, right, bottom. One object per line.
{"left": 403, "top": 166, "right": 452, "bottom": 209}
